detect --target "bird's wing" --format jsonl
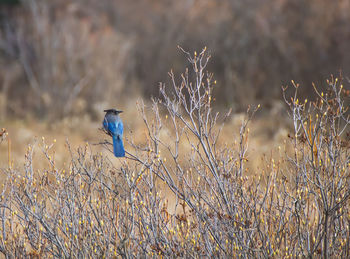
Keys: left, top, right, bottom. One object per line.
{"left": 116, "top": 120, "right": 124, "bottom": 136}
{"left": 107, "top": 121, "right": 118, "bottom": 135}
{"left": 103, "top": 115, "right": 123, "bottom": 137}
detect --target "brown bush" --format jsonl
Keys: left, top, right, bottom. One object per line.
{"left": 0, "top": 49, "right": 349, "bottom": 257}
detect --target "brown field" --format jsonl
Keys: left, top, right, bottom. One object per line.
{"left": 1, "top": 103, "right": 289, "bottom": 177}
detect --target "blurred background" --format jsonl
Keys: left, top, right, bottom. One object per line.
{"left": 1, "top": 0, "right": 350, "bottom": 165}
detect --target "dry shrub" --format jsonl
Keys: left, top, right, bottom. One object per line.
{"left": 111, "top": 0, "right": 350, "bottom": 109}
{"left": 2, "top": 0, "right": 350, "bottom": 118}
{"left": 0, "top": 0, "right": 133, "bottom": 120}
{"left": 0, "top": 49, "right": 349, "bottom": 257}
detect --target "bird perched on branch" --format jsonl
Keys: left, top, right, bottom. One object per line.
{"left": 103, "top": 109, "right": 125, "bottom": 157}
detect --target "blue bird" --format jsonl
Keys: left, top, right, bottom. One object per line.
{"left": 103, "top": 109, "right": 125, "bottom": 157}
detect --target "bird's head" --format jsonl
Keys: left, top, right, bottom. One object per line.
{"left": 104, "top": 109, "right": 123, "bottom": 115}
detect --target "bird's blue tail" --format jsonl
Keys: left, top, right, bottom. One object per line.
{"left": 113, "top": 135, "right": 125, "bottom": 157}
